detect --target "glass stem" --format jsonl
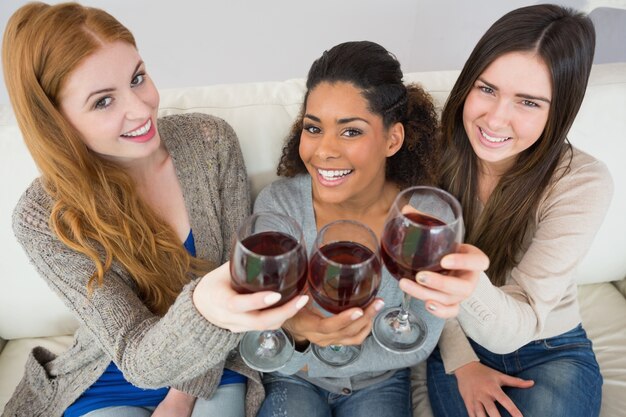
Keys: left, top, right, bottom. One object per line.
{"left": 398, "top": 292, "right": 412, "bottom": 324}
{"left": 258, "top": 330, "right": 278, "bottom": 352}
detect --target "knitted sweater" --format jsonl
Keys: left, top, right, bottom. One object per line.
{"left": 439, "top": 146, "right": 613, "bottom": 373}
{"left": 3, "top": 113, "right": 263, "bottom": 417}
{"left": 254, "top": 174, "right": 444, "bottom": 394}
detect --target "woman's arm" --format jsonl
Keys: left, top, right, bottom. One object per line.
{"left": 456, "top": 154, "right": 613, "bottom": 353}
{"left": 13, "top": 196, "right": 238, "bottom": 388}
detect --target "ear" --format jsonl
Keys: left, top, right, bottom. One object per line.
{"left": 386, "top": 122, "right": 404, "bottom": 157}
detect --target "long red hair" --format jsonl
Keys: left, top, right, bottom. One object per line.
{"left": 3, "top": 2, "right": 209, "bottom": 315}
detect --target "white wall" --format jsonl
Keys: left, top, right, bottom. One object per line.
{"left": 1, "top": 0, "right": 624, "bottom": 106}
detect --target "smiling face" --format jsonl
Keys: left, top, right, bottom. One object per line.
{"left": 462, "top": 51, "right": 552, "bottom": 175}
{"left": 58, "top": 41, "right": 160, "bottom": 164}
{"left": 298, "top": 81, "right": 403, "bottom": 206}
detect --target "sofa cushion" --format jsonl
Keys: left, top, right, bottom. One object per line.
{"left": 578, "top": 282, "right": 626, "bottom": 416}
{"left": 0, "top": 109, "right": 79, "bottom": 340}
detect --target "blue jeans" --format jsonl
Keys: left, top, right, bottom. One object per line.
{"left": 257, "top": 368, "right": 412, "bottom": 417}
{"left": 427, "top": 324, "right": 602, "bottom": 417}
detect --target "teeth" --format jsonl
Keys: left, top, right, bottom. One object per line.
{"left": 480, "top": 127, "right": 510, "bottom": 143}
{"left": 122, "top": 119, "right": 151, "bottom": 137}
{"left": 318, "top": 168, "right": 352, "bottom": 180}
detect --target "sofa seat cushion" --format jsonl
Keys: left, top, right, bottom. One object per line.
{"left": 0, "top": 335, "right": 73, "bottom": 414}
{"left": 578, "top": 282, "right": 626, "bottom": 416}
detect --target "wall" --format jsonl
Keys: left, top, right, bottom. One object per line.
{"left": 1, "top": 0, "right": 624, "bottom": 106}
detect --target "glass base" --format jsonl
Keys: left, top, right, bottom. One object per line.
{"left": 371, "top": 307, "right": 428, "bottom": 353}
{"left": 238, "top": 329, "right": 294, "bottom": 372}
{"left": 312, "top": 344, "right": 361, "bottom": 367}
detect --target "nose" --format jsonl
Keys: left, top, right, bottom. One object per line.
{"left": 483, "top": 99, "right": 511, "bottom": 131}
{"left": 314, "top": 131, "right": 341, "bottom": 160}
{"left": 124, "top": 89, "right": 153, "bottom": 121}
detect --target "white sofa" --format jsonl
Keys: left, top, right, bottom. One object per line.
{"left": 1, "top": 63, "right": 625, "bottom": 416}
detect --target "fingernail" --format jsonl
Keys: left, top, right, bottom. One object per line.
{"left": 295, "top": 295, "right": 309, "bottom": 309}
{"left": 417, "top": 272, "right": 428, "bottom": 284}
{"left": 374, "top": 300, "right": 385, "bottom": 312}
{"left": 351, "top": 310, "right": 364, "bottom": 320}
{"left": 441, "top": 257, "right": 454, "bottom": 269}
{"left": 264, "top": 293, "right": 281, "bottom": 305}
{"left": 427, "top": 303, "right": 437, "bottom": 312}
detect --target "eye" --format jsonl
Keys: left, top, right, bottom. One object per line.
{"left": 521, "top": 99, "right": 539, "bottom": 108}
{"left": 342, "top": 128, "right": 362, "bottom": 138}
{"left": 303, "top": 124, "right": 321, "bottom": 134}
{"left": 94, "top": 96, "right": 112, "bottom": 110}
{"left": 478, "top": 85, "right": 495, "bottom": 95}
{"left": 131, "top": 73, "right": 145, "bottom": 87}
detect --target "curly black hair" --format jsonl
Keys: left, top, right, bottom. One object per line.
{"left": 277, "top": 41, "right": 439, "bottom": 189}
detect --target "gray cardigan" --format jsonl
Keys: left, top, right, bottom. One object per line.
{"left": 254, "top": 174, "right": 444, "bottom": 394}
{"left": 4, "top": 113, "right": 262, "bottom": 417}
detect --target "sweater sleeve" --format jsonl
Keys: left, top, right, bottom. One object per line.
{"left": 453, "top": 152, "right": 613, "bottom": 354}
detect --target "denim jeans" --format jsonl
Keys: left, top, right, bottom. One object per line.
{"left": 257, "top": 368, "right": 412, "bottom": 417}
{"left": 427, "top": 324, "right": 602, "bottom": 417}
{"left": 82, "top": 383, "right": 246, "bottom": 417}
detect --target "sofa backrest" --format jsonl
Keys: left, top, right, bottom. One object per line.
{"left": 1, "top": 63, "right": 624, "bottom": 340}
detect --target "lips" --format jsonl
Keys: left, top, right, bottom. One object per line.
{"left": 478, "top": 126, "right": 512, "bottom": 148}
{"left": 316, "top": 168, "right": 353, "bottom": 186}
{"left": 120, "top": 119, "right": 155, "bottom": 143}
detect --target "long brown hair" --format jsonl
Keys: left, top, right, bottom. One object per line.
{"left": 3, "top": 2, "right": 209, "bottom": 315}
{"left": 278, "top": 41, "right": 439, "bottom": 189}
{"left": 440, "top": 4, "right": 595, "bottom": 286}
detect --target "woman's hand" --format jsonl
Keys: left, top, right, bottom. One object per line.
{"left": 151, "top": 388, "right": 196, "bottom": 417}
{"left": 399, "top": 243, "right": 489, "bottom": 318}
{"left": 192, "top": 262, "right": 309, "bottom": 333}
{"left": 455, "top": 361, "right": 534, "bottom": 417}
{"left": 283, "top": 298, "right": 385, "bottom": 347}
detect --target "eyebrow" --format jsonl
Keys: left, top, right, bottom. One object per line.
{"left": 84, "top": 60, "right": 144, "bottom": 106}
{"left": 303, "top": 114, "right": 370, "bottom": 125}
{"left": 477, "top": 77, "right": 551, "bottom": 104}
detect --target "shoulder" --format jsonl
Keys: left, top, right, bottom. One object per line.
{"left": 12, "top": 179, "right": 55, "bottom": 242}
{"left": 254, "top": 175, "right": 310, "bottom": 213}
{"left": 158, "top": 113, "right": 238, "bottom": 149}
{"left": 541, "top": 146, "right": 613, "bottom": 214}
{"left": 552, "top": 146, "right": 612, "bottom": 193}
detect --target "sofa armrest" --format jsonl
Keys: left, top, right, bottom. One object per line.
{"left": 612, "top": 278, "right": 626, "bottom": 298}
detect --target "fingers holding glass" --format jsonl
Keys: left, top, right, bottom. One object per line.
{"left": 230, "top": 212, "right": 308, "bottom": 372}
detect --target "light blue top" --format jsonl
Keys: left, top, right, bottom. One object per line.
{"left": 254, "top": 174, "right": 444, "bottom": 394}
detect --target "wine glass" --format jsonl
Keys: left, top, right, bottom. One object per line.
{"left": 308, "top": 220, "right": 382, "bottom": 366}
{"left": 372, "top": 186, "right": 463, "bottom": 353}
{"left": 230, "top": 211, "right": 308, "bottom": 372}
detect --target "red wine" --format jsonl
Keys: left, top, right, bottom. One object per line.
{"left": 308, "top": 241, "right": 382, "bottom": 314}
{"left": 231, "top": 231, "right": 307, "bottom": 307}
{"left": 381, "top": 212, "right": 457, "bottom": 281}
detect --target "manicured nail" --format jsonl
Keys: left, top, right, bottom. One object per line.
{"left": 441, "top": 257, "right": 454, "bottom": 269}
{"left": 374, "top": 300, "right": 385, "bottom": 312}
{"left": 295, "top": 295, "right": 309, "bottom": 309}
{"left": 427, "top": 303, "right": 437, "bottom": 312}
{"left": 351, "top": 310, "right": 364, "bottom": 320}
{"left": 417, "top": 272, "right": 428, "bottom": 284}
{"left": 264, "top": 293, "right": 281, "bottom": 306}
